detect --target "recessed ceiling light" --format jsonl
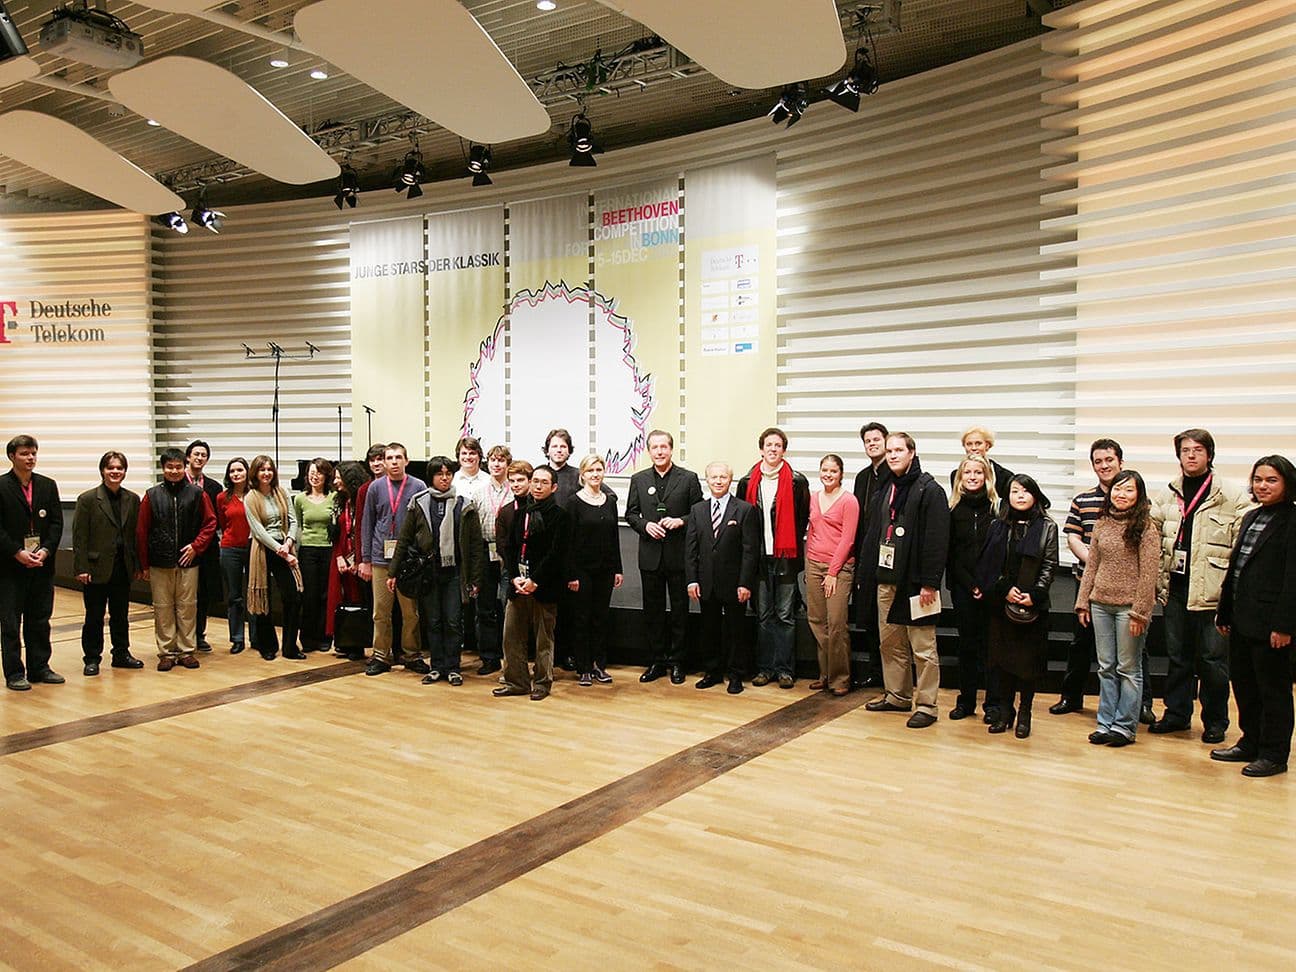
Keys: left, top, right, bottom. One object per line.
{"left": 309, "top": 68, "right": 329, "bottom": 80}
{"left": 146, "top": 118, "right": 160, "bottom": 126}
{"left": 269, "top": 56, "right": 289, "bottom": 68}
{"left": 536, "top": 1, "right": 556, "bottom": 10}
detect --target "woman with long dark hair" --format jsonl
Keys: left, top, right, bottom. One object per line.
{"left": 1213, "top": 455, "right": 1296, "bottom": 778}
{"left": 294, "top": 457, "right": 335, "bottom": 653}
{"left": 948, "top": 454, "right": 1000, "bottom": 722}
{"left": 217, "top": 457, "right": 252, "bottom": 654}
{"left": 327, "top": 461, "right": 370, "bottom": 660}
{"left": 245, "top": 454, "right": 303, "bottom": 660}
{"left": 566, "top": 454, "right": 624, "bottom": 686}
{"left": 805, "top": 454, "right": 859, "bottom": 696}
{"left": 1076, "top": 469, "right": 1160, "bottom": 747}
{"left": 974, "top": 474, "right": 1057, "bottom": 738}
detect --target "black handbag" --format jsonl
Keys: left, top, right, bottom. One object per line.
{"left": 394, "top": 545, "right": 435, "bottom": 598}
{"left": 1004, "top": 554, "right": 1041, "bottom": 625}
{"left": 333, "top": 603, "right": 373, "bottom": 651}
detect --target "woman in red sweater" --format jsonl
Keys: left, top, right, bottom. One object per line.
{"left": 217, "top": 457, "right": 252, "bottom": 654}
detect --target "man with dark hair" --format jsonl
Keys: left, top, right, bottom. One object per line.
{"left": 859, "top": 432, "right": 950, "bottom": 728}
{"left": 1150, "top": 428, "right": 1250, "bottom": 743}
{"left": 626, "top": 430, "right": 703, "bottom": 684}
{"left": 74, "top": 451, "right": 144, "bottom": 675}
{"left": 852, "top": 420, "right": 890, "bottom": 687}
{"left": 736, "top": 427, "right": 811, "bottom": 689}
{"left": 454, "top": 435, "right": 487, "bottom": 658}
{"left": 542, "top": 428, "right": 579, "bottom": 507}
{"left": 185, "top": 439, "right": 222, "bottom": 652}
{"left": 0, "top": 435, "right": 64, "bottom": 691}
{"left": 137, "top": 448, "right": 217, "bottom": 671}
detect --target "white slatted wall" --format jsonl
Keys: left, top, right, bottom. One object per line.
{"left": 1041, "top": 0, "right": 1296, "bottom": 489}
{"left": 776, "top": 40, "right": 1079, "bottom": 505}
{"left": 0, "top": 211, "right": 154, "bottom": 495}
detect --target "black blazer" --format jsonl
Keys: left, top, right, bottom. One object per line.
{"left": 73, "top": 484, "right": 141, "bottom": 582}
{"left": 190, "top": 474, "right": 223, "bottom": 560}
{"left": 0, "top": 471, "right": 63, "bottom": 573}
{"left": 1217, "top": 503, "right": 1296, "bottom": 641}
{"left": 858, "top": 468, "right": 950, "bottom": 626}
{"left": 624, "top": 464, "right": 703, "bottom": 572}
{"left": 685, "top": 495, "right": 761, "bottom": 602}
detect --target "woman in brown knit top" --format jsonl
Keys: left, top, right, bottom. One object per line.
{"left": 1076, "top": 470, "right": 1160, "bottom": 747}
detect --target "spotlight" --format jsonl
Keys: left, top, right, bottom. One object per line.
{"left": 767, "top": 83, "right": 808, "bottom": 129}
{"left": 333, "top": 163, "right": 358, "bottom": 209}
{"left": 156, "top": 212, "right": 188, "bottom": 234}
{"left": 536, "top": 0, "right": 556, "bottom": 10}
{"left": 567, "top": 112, "right": 596, "bottom": 167}
{"left": 269, "top": 56, "right": 289, "bottom": 68}
{"left": 190, "top": 191, "right": 225, "bottom": 233}
{"left": 825, "top": 49, "right": 878, "bottom": 113}
{"left": 467, "top": 143, "right": 493, "bottom": 187}
{"left": 146, "top": 118, "right": 160, "bottom": 127}
{"left": 309, "top": 68, "right": 329, "bottom": 80}
{"left": 394, "top": 145, "right": 424, "bottom": 200}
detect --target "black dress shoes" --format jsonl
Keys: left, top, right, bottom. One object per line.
{"left": 404, "top": 658, "right": 431, "bottom": 675}
{"left": 1241, "top": 758, "right": 1287, "bottom": 778}
{"left": 111, "top": 654, "right": 145, "bottom": 669}
{"left": 906, "top": 712, "right": 937, "bottom": 729}
{"left": 283, "top": 650, "right": 307, "bottom": 660}
{"left": 949, "top": 704, "right": 973, "bottom": 720}
{"left": 30, "top": 669, "right": 65, "bottom": 684}
{"left": 83, "top": 662, "right": 101, "bottom": 677}
{"left": 1210, "top": 744, "right": 1256, "bottom": 763}
{"left": 1089, "top": 730, "right": 1117, "bottom": 745}
{"left": 726, "top": 677, "right": 743, "bottom": 695}
{"left": 1149, "top": 718, "right": 1190, "bottom": 735}
{"left": 477, "top": 659, "right": 502, "bottom": 676}
{"left": 865, "top": 698, "right": 909, "bottom": 712}
{"left": 670, "top": 665, "right": 686, "bottom": 685}
{"left": 695, "top": 674, "right": 723, "bottom": 689}
{"left": 1049, "top": 698, "right": 1083, "bottom": 715}
{"left": 640, "top": 663, "right": 667, "bottom": 683}
{"left": 1200, "top": 725, "right": 1227, "bottom": 745}
{"left": 6, "top": 675, "right": 31, "bottom": 691}
{"left": 1139, "top": 704, "right": 1157, "bottom": 726}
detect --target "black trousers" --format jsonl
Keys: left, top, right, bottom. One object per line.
{"left": 571, "top": 570, "right": 615, "bottom": 673}
{"left": 195, "top": 547, "right": 220, "bottom": 645}
{"left": 851, "top": 583, "right": 882, "bottom": 682}
{"left": 82, "top": 550, "right": 132, "bottom": 662}
{"left": 0, "top": 564, "right": 55, "bottom": 680}
{"left": 249, "top": 555, "right": 301, "bottom": 657}
{"left": 1059, "top": 611, "right": 1095, "bottom": 703}
{"left": 951, "top": 583, "right": 999, "bottom": 714}
{"left": 1230, "top": 633, "right": 1294, "bottom": 765}
{"left": 699, "top": 596, "right": 749, "bottom": 679}
{"left": 642, "top": 566, "right": 689, "bottom": 665}
{"left": 298, "top": 545, "right": 332, "bottom": 649}
{"left": 476, "top": 558, "right": 502, "bottom": 662}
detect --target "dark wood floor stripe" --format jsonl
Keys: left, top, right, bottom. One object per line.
{"left": 185, "top": 690, "right": 869, "bottom": 972}
{"left": 0, "top": 661, "right": 362, "bottom": 756}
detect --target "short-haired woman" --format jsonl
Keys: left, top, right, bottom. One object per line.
{"left": 566, "top": 454, "right": 624, "bottom": 685}
{"left": 245, "top": 455, "right": 303, "bottom": 661}
{"left": 294, "top": 457, "right": 335, "bottom": 653}
{"left": 1076, "top": 470, "right": 1159, "bottom": 747}
{"left": 217, "top": 457, "right": 251, "bottom": 654}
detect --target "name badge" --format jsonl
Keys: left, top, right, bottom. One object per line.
{"left": 383, "top": 538, "right": 398, "bottom": 560}
{"left": 23, "top": 536, "right": 40, "bottom": 553}
{"left": 518, "top": 560, "right": 530, "bottom": 579}
{"left": 878, "top": 543, "right": 895, "bottom": 570}
{"left": 1171, "top": 549, "right": 1187, "bottom": 574}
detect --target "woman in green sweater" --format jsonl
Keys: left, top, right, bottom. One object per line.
{"left": 294, "top": 457, "right": 336, "bottom": 653}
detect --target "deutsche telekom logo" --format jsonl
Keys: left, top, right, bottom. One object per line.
{"left": 0, "top": 301, "right": 15, "bottom": 345}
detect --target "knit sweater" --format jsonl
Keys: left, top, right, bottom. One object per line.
{"left": 1075, "top": 512, "right": 1160, "bottom": 624}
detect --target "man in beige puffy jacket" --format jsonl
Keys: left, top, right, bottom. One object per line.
{"left": 1149, "top": 429, "right": 1252, "bottom": 743}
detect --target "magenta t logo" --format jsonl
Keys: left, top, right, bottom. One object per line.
{"left": 0, "top": 301, "right": 15, "bottom": 344}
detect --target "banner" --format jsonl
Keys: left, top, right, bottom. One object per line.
{"left": 593, "top": 179, "right": 679, "bottom": 471}
{"left": 683, "top": 156, "right": 778, "bottom": 476}
{"left": 350, "top": 216, "right": 426, "bottom": 452}
{"left": 426, "top": 206, "right": 504, "bottom": 454}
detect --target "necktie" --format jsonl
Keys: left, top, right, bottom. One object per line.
{"left": 712, "top": 499, "right": 722, "bottom": 538}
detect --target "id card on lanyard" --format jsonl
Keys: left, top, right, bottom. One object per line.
{"left": 1172, "top": 475, "right": 1212, "bottom": 574}
{"left": 518, "top": 512, "right": 531, "bottom": 579}
{"left": 382, "top": 477, "right": 409, "bottom": 560}
{"left": 878, "top": 483, "right": 902, "bottom": 569}
{"left": 21, "top": 479, "right": 39, "bottom": 552}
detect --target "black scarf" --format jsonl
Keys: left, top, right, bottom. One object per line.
{"left": 974, "top": 508, "right": 1047, "bottom": 592}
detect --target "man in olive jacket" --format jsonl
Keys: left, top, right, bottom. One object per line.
{"left": 73, "top": 450, "right": 144, "bottom": 675}
{"left": 858, "top": 432, "right": 950, "bottom": 728}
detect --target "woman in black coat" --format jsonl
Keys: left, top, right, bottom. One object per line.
{"left": 947, "top": 455, "right": 1000, "bottom": 722}
{"left": 974, "top": 474, "right": 1058, "bottom": 739}
{"left": 1213, "top": 454, "right": 1296, "bottom": 778}
{"left": 566, "top": 455, "right": 623, "bottom": 686}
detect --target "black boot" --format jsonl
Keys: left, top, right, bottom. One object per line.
{"left": 1015, "top": 689, "right": 1034, "bottom": 738}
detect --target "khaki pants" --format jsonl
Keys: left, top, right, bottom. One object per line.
{"left": 502, "top": 596, "right": 556, "bottom": 695}
{"left": 806, "top": 559, "right": 853, "bottom": 692}
{"left": 151, "top": 566, "right": 198, "bottom": 658}
{"left": 877, "top": 583, "right": 940, "bottom": 716}
{"left": 371, "top": 565, "right": 421, "bottom": 665}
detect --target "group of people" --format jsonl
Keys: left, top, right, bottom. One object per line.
{"left": 2, "top": 423, "right": 1293, "bottom": 778}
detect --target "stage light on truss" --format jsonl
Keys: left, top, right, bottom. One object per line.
{"left": 394, "top": 145, "right": 424, "bottom": 199}
{"left": 156, "top": 211, "right": 188, "bottom": 234}
{"left": 767, "top": 83, "right": 808, "bottom": 128}
{"left": 467, "top": 143, "right": 493, "bottom": 186}
{"left": 190, "top": 189, "right": 225, "bottom": 233}
{"left": 333, "top": 162, "right": 358, "bottom": 209}
{"left": 568, "top": 112, "right": 596, "bottom": 167}
{"left": 825, "top": 48, "right": 878, "bottom": 113}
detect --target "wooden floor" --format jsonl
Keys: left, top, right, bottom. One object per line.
{"left": 2, "top": 589, "right": 1294, "bottom": 971}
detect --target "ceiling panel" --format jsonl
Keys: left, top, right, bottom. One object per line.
{"left": 108, "top": 56, "right": 338, "bottom": 184}
{"left": 0, "top": 54, "right": 39, "bottom": 88}
{"left": 0, "top": 109, "right": 184, "bottom": 211}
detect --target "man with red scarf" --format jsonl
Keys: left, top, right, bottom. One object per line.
{"left": 736, "top": 427, "right": 811, "bottom": 689}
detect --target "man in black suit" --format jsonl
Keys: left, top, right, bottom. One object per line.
{"left": 0, "top": 434, "right": 65, "bottom": 691}
{"left": 686, "top": 462, "right": 761, "bottom": 694}
{"left": 625, "top": 430, "right": 703, "bottom": 685}
{"left": 73, "top": 450, "right": 145, "bottom": 676}
{"left": 186, "top": 439, "right": 223, "bottom": 652}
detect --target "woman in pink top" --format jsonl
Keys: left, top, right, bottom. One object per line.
{"left": 806, "top": 454, "right": 860, "bottom": 696}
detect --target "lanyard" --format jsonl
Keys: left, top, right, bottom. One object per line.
{"left": 1175, "top": 474, "right": 1212, "bottom": 547}
{"left": 387, "top": 477, "right": 409, "bottom": 520}
{"left": 885, "top": 483, "right": 898, "bottom": 541}
{"left": 20, "top": 479, "right": 34, "bottom": 532}
{"left": 519, "top": 512, "right": 531, "bottom": 563}
{"left": 488, "top": 482, "right": 509, "bottom": 520}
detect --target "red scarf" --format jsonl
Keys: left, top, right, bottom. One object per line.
{"left": 745, "top": 461, "right": 798, "bottom": 559}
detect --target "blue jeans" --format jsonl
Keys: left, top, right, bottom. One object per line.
{"left": 1092, "top": 602, "right": 1146, "bottom": 740}
{"left": 1162, "top": 592, "right": 1230, "bottom": 730}
{"left": 755, "top": 557, "right": 797, "bottom": 678}
{"left": 419, "top": 567, "right": 462, "bottom": 674}
{"left": 219, "top": 546, "right": 249, "bottom": 647}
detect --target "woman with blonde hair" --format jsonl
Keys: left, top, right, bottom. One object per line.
{"left": 244, "top": 454, "right": 304, "bottom": 661}
{"left": 566, "top": 453, "right": 623, "bottom": 685}
{"left": 947, "top": 454, "right": 1001, "bottom": 722}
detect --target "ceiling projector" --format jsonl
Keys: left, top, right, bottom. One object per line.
{"left": 39, "top": 2, "right": 142, "bottom": 70}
